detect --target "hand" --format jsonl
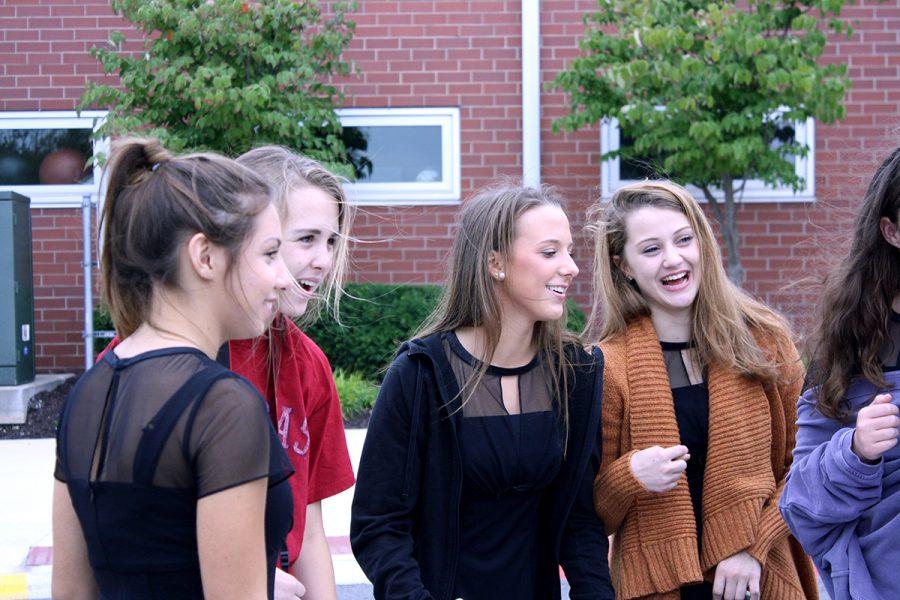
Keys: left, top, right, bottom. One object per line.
{"left": 274, "top": 566, "right": 306, "bottom": 599}
{"left": 629, "top": 445, "right": 689, "bottom": 493}
{"left": 713, "top": 551, "right": 760, "bottom": 600}
{"left": 851, "top": 393, "right": 899, "bottom": 464}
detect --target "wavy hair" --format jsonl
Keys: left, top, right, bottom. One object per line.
{"left": 807, "top": 148, "right": 900, "bottom": 421}
{"left": 585, "top": 180, "right": 792, "bottom": 384}
{"left": 237, "top": 145, "right": 353, "bottom": 326}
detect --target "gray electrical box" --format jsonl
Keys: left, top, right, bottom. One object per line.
{"left": 0, "top": 191, "right": 35, "bottom": 385}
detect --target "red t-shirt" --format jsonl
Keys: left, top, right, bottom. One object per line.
{"left": 228, "top": 320, "right": 355, "bottom": 566}
{"left": 98, "top": 321, "right": 355, "bottom": 567}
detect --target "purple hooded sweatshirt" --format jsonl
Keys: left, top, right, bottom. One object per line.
{"left": 779, "top": 370, "right": 900, "bottom": 600}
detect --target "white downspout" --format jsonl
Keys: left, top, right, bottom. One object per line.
{"left": 522, "top": 0, "right": 541, "bottom": 187}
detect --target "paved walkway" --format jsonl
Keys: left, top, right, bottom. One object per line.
{"left": 0, "top": 435, "right": 825, "bottom": 600}
{"left": 0, "top": 433, "right": 372, "bottom": 599}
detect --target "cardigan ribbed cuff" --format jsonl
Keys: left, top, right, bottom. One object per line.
{"left": 759, "top": 553, "right": 808, "bottom": 600}
{"left": 594, "top": 450, "right": 644, "bottom": 532}
{"left": 614, "top": 534, "right": 703, "bottom": 599}
{"left": 700, "top": 496, "right": 767, "bottom": 571}
{"left": 746, "top": 500, "right": 789, "bottom": 566}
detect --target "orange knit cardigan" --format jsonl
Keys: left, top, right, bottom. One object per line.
{"left": 594, "top": 317, "right": 818, "bottom": 600}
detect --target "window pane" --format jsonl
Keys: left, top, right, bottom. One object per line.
{"left": 0, "top": 128, "right": 94, "bottom": 185}
{"left": 619, "top": 119, "right": 797, "bottom": 182}
{"left": 343, "top": 125, "right": 443, "bottom": 183}
{"left": 619, "top": 134, "right": 667, "bottom": 181}
{"left": 768, "top": 119, "right": 797, "bottom": 165}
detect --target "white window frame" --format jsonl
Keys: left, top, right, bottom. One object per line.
{"left": 0, "top": 111, "right": 107, "bottom": 209}
{"left": 337, "top": 107, "right": 461, "bottom": 205}
{"left": 600, "top": 114, "right": 816, "bottom": 203}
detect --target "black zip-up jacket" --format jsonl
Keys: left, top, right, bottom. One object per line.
{"left": 350, "top": 332, "right": 615, "bottom": 599}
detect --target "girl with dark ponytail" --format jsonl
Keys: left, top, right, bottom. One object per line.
{"left": 52, "top": 138, "right": 293, "bottom": 599}
{"left": 780, "top": 148, "right": 900, "bottom": 600}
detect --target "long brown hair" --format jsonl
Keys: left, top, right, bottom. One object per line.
{"left": 586, "top": 180, "right": 791, "bottom": 384}
{"left": 807, "top": 148, "right": 900, "bottom": 422}
{"left": 236, "top": 145, "right": 352, "bottom": 326}
{"left": 415, "top": 183, "right": 579, "bottom": 429}
{"left": 100, "top": 137, "right": 271, "bottom": 338}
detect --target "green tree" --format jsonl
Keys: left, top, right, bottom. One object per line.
{"left": 80, "top": 0, "right": 356, "bottom": 170}
{"left": 554, "top": 0, "right": 853, "bottom": 284}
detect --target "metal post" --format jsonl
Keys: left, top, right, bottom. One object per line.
{"left": 82, "top": 193, "right": 94, "bottom": 371}
{"left": 522, "top": 0, "right": 541, "bottom": 187}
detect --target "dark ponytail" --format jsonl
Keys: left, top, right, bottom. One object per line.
{"left": 100, "top": 137, "right": 272, "bottom": 337}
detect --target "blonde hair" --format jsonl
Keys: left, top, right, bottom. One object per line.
{"left": 586, "top": 180, "right": 791, "bottom": 384}
{"left": 236, "top": 145, "right": 353, "bottom": 326}
{"left": 416, "top": 183, "right": 579, "bottom": 432}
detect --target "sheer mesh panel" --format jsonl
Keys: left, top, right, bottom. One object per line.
{"left": 878, "top": 313, "right": 900, "bottom": 372}
{"left": 660, "top": 341, "right": 705, "bottom": 388}
{"left": 442, "top": 333, "right": 552, "bottom": 417}
{"left": 56, "top": 349, "right": 289, "bottom": 497}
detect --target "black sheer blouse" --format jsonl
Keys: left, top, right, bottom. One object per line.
{"left": 661, "top": 340, "right": 713, "bottom": 600}
{"left": 55, "top": 347, "right": 293, "bottom": 599}
{"left": 443, "top": 332, "right": 563, "bottom": 600}
{"left": 878, "top": 311, "right": 900, "bottom": 372}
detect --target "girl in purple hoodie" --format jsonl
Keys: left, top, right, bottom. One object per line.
{"left": 779, "top": 147, "right": 900, "bottom": 600}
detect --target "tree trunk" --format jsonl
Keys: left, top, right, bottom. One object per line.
{"left": 701, "top": 177, "right": 744, "bottom": 286}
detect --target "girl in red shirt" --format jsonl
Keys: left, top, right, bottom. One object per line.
{"left": 232, "top": 147, "right": 355, "bottom": 599}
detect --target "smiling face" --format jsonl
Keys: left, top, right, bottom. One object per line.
{"left": 279, "top": 185, "right": 341, "bottom": 318}
{"left": 223, "top": 202, "right": 290, "bottom": 339}
{"left": 618, "top": 206, "right": 701, "bottom": 320}
{"left": 494, "top": 204, "right": 579, "bottom": 325}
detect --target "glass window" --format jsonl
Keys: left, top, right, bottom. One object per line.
{"left": 0, "top": 112, "right": 106, "bottom": 208}
{"left": 0, "top": 128, "right": 95, "bottom": 186}
{"left": 337, "top": 108, "right": 460, "bottom": 205}
{"left": 601, "top": 111, "right": 815, "bottom": 203}
{"left": 343, "top": 125, "right": 443, "bottom": 184}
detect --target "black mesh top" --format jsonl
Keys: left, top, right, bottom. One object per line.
{"left": 878, "top": 311, "right": 900, "bottom": 372}
{"left": 442, "top": 332, "right": 563, "bottom": 599}
{"left": 55, "top": 347, "right": 293, "bottom": 599}
{"left": 662, "top": 340, "right": 712, "bottom": 599}
{"left": 443, "top": 332, "right": 552, "bottom": 416}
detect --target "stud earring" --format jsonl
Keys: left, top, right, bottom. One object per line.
{"left": 495, "top": 271, "right": 505, "bottom": 281}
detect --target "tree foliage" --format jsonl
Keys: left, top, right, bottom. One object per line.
{"left": 80, "top": 0, "right": 356, "bottom": 169}
{"left": 554, "top": 0, "right": 853, "bottom": 283}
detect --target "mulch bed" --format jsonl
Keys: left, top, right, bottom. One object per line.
{"left": 343, "top": 411, "right": 371, "bottom": 429}
{"left": 0, "top": 376, "right": 77, "bottom": 440}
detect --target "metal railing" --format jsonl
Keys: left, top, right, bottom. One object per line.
{"left": 82, "top": 193, "right": 114, "bottom": 370}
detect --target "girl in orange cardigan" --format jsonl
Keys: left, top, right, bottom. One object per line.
{"left": 586, "top": 181, "right": 817, "bottom": 600}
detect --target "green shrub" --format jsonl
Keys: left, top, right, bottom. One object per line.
{"left": 93, "top": 305, "right": 115, "bottom": 355}
{"left": 306, "top": 283, "right": 587, "bottom": 381}
{"left": 566, "top": 300, "right": 587, "bottom": 335}
{"left": 333, "top": 369, "right": 378, "bottom": 421}
{"left": 305, "top": 283, "right": 442, "bottom": 381}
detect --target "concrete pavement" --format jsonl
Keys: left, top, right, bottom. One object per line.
{"left": 0, "top": 433, "right": 372, "bottom": 600}
{"left": 0, "top": 434, "right": 823, "bottom": 600}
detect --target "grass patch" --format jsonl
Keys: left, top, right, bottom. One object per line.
{"left": 334, "top": 369, "right": 379, "bottom": 422}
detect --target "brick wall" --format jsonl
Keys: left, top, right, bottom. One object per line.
{"left": 2, "top": 0, "right": 899, "bottom": 371}
{"left": 30, "top": 207, "right": 90, "bottom": 372}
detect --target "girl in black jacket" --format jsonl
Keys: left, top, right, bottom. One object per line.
{"left": 350, "top": 184, "right": 615, "bottom": 600}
